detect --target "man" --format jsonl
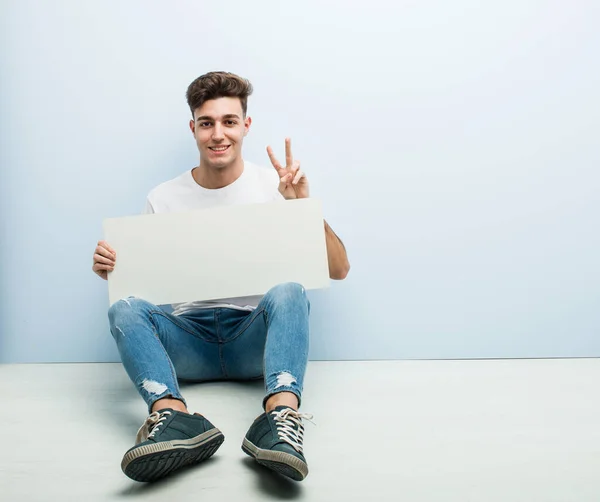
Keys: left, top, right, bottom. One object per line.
{"left": 92, "top": 71, "right": 350, "bottom": 483}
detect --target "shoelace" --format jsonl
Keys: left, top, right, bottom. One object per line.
{"left": 135, "top": 410, "right": 172, "bottom": 444}
{"left": 271, "top": 408, "right": 314, "bottom": 453}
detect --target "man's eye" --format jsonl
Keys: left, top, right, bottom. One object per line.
{"left": 200, "top": 122, "right": 211, "bottom": 127}
{"left": 225, "top": 120, "right": 237, "bottom": 125}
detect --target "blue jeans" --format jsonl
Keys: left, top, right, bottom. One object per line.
{"left": 108, "top": 283, "right": 310, "bottom": 413}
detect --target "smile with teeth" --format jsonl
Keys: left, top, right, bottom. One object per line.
{"left": 209, "top": 145, "right": 230, "bottom": 152}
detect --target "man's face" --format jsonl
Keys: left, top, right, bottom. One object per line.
{"left": 190, "top": 97, "right": 251, "bottom": 169}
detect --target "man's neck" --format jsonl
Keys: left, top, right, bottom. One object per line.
{"left": 193, "top": 158, "right": 245, "bottom": 189}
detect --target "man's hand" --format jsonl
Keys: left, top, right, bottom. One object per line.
{"left": 267, "top": 138, "right": 309, "bottom": 200}
{"left": 93, "top": 240, "right": 116, "bottom": 280}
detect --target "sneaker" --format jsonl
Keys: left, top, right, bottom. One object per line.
{"left": 242, "top": 406, "right": 313, "bottom": 481}
{"left": 121, "top": 408, "right": 224, "bottom": 482}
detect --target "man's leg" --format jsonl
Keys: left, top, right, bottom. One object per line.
{"left": 107, "top": 297, "right": 225, "bottom": 482}
{"left": 218, "top": 282, "right": 312, "bottom": 481}
{"left": 261, "top": 282, "right": 310, "bottom": 411}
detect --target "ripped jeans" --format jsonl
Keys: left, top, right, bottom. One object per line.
{"left": 107, "top": 282, "right": 310, "bottom": 413}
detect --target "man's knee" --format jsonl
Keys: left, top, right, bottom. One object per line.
{"left": 108, "top": 296, "right": 153, "bottom": 325}
{"left": 266, "top": 282, "right": 310, "bottom": 309}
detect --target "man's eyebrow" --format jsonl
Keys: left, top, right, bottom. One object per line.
{"left": 196, "top": 114, "right": 241, "bottom": 122}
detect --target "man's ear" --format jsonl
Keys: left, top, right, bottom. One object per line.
{"left": 189, "top": 119, "right": 195, "bottom": 134}
{"left": 244, "top": 116, "right": 252, "bottom": 136}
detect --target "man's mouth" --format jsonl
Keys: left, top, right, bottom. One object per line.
{"left": 209, "top": 145, "right": 230, "bottom": 152}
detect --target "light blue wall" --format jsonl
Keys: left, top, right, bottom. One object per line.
{"left": 1, "top": 0, "right": 599, "bottom": 363}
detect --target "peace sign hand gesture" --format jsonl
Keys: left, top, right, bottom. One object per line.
{"left": 267, "top": 138, "right": 309, "bottom": 200}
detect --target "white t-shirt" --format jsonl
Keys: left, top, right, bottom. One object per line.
{"left": 143, "top": 161, "right": 284, "bottom": 315}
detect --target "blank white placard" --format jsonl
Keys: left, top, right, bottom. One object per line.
{"left": 103, "top": 198, "right": 330, "bottom": 306}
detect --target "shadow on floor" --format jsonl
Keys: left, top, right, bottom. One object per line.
{"left": 241, "top": 457, "right": 303, "bottom": 500}
{"left": 113, "top": 456, "right": 303, "bottom": 500}
{"left": 115, "top": 456, "right": 223, "bottom": 497}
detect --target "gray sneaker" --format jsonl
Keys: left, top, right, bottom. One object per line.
{"left": 242, "top": 406, "right": 313, "bottom": 481}
{"left": 121, "top": 408, "right": 224, "bottom": 482}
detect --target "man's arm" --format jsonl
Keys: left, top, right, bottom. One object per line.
{"left": 265, "top": 138, "right": 350, "bottom": 279}
{"left": 324, "top": 219, "right": 350, "bottom": 280}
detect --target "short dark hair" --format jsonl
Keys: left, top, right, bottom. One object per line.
{"left": 186, "top": 71, "right": 253, "bottom": 118}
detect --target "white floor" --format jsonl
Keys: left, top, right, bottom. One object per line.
{"left": 1, "top": 359, "right": 599, "bottom": 501}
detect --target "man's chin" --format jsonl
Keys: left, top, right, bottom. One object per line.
{"left": 202, "top": 150, "right": 238, "bottom": 170}
{"left": 204, "top": 157, "right": 230, "bottom": 169}
{"left": 211, "top": 161, "right": 230, "bottom": 169}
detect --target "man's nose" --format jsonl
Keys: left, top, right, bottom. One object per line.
{"left": 212, "top": 123, "right": 225, "bottom": 140}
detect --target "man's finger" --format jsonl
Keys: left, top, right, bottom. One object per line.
{"left": 93, "top": 263, "right": 114, "bottom": 272}
{"left": 94, "top": 253, "right": 115, "bottom": 265}
{"left": 94, "top": 253, "right": 115, "bottom": 266}
{"left": 285, "top": 138, "right": 293, "bottom": 168}
{"left": 280, "top": 173, "right": 293, "bottom": 185}
{"left": 96, "top": 245, "right": 115, "bottom": 257}
{"left": 98, "top": 241, "right": 116, "bottom": 256}
{"left": 292, "top": 169, "right": 305, "bottom": 185}
{"left": 96, "top": 246, "right": 116, "bottom": 259}
{"left": 267, "top": 146, "right": 283, "bottom": 171}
